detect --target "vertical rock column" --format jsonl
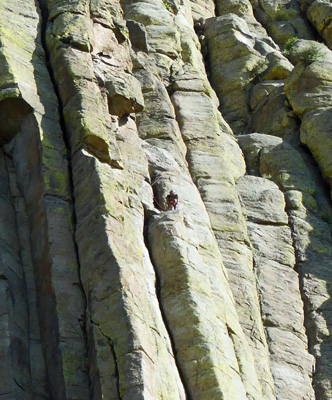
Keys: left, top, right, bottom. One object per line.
{"left": 172, "top": 2, "right": 277, "bottom": 398}
{"left": 43, "top": 0, "right": 187, "bottom": 398}
{"left": 282, "top": 47, "right": 332, "bottom": 397}
{"left": 0, "top": 0, "right": 90, "bottom": 398}
{"left": 0, "top": 150, "right": 33, "bottom": 400}
{"left": 145, "top": 143, "right": 253, "bottom": 400}
{"left": 236, "top": 175, "right": 315, "bottom": 400}
{"left": 239, "top": 133, "right": 332, "bottom": 399}
{"left": 2, "top": 152, "right": 50, "bottom": 400}
{"left": 123, "top": 0, "right": 274, "bottom": 398}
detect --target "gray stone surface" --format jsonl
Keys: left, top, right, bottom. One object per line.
{"left": 1, "top": 0, "right": 332, "bottom": 399}
{"left": 239, "top": 134, "right": 332, "bottom": 400}
{"left": 307, "top": 1, "right": 332, "bottom": 49}
{"left": 237, "top": 175, "right": 315, "bottom": 400}
{"left": 205, "top": 1, "right": 292, "bottom": 133}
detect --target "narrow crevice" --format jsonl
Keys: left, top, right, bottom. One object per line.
{"left": 14, "top": 378, "right": 27, "bottom": 393}
{"left": 226, "top": 324, "right": 253, "bottom": 399}
{"left": 91, "top": 321, "right": 122, "bottom": 400}
{"left": 297, "top": 143, "right": 332, "bottom": 211}
{"left": 142, "top": 206, "right": 192, "bottom": 400}
{"left": 36, "top": 0, "right": 92, "bottom": 394}
{"left": 246, "top": 218, "right": 288, "bottom": 227}
{"left": 149, "top": 172, "right": 167, "bottom": 211}
{"left": 286, "top": 215, "right": 318, "bottom": 397}
{"left": 193, "top": 20, "right": 212, "bottom": 84}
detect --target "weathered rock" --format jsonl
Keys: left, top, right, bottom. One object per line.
{"left": 249, "top": 0, "right": 314, "bottom": 44}
{"left": 0, "top": 1, "right": 90, "bottom": 399}
{"left": 2, "top": 0, "right": 332, "bottom": 399}
{"left": 284, "top": 45, "right": 332, "bottom": 197}
{"left": 126, "top": 20, "right": 149, "bottom": 52}
{"left": 0, "top": 150, "right": 33, "bottom": 400}
{"left": 189, "top": 0, "right": 215, "bottom": 20}
{"left": 171, "top": 90, "right": 274, "bottom": 400}
{"left": 72, "top": 127, "right": 186, "bottom": 400}
{"left": 285, "top": 59, "right": 332, "bottom": 116}
{"left": 236, "top": 175, "right": 288, "bottom": 225}
{"left": 300, "top": 108, "right": 332, "bottom": 188}
{"left": 239, "top": 133, "right": 332, "bottom": 400}
{"left": 285, "top": 39, "right": 332, "bottom": 66}
{"left": 105, "top": 73, "right": 144, "bottom": 116}
{"left": 146, "top": 144, "right": 254, "bottom": 400}
{"left": 205, "top": 8, "right": 292, "bottom": 133}
{"left": 128, "top": 2, "right": 272, "bottom": 397}
{"left": 307, "top": 1, "right": 332, "bottom": 49}
{"left": 237, "top": 175, "right": 315, "bottom": 400}
{"left": 249, "top": 81, "right": 301, "bottom": 145}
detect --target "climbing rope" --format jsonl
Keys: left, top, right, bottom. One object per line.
{"left": 151, "top": 173, "right": 164, "bottom": 186}
{"left": 150, "top": 173, "right": 167, "bottom": 211}
{"left": 153, "top": 195, "right": 167, "bottom": 211}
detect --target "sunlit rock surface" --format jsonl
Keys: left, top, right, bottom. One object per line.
{"left": 0, "top": 0, "right": 332, "bottom": 399}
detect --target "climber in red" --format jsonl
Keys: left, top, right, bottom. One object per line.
{"left": 166, "top": 190, "right": 179, "bottom": 210}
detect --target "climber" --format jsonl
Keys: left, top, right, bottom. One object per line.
{"left": 166, "top": 190, "right": 178, "bottom": 211}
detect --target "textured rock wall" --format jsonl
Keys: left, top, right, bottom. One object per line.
{"left": 0, "top": 0, "right": 332, "bottom": 399}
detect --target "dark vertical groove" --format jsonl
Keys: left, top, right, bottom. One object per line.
{"left": 94, "top": 324, "right": 122, "bottom": 400}
{"left": 108, "top": 340, "right": 122, "bottom": 400}
{"left": 193, "top": 20, "right": 212, "bottom": 87}
{"left": 3, "top": 154, "right": 34, "bottom": 396}
{"left": 287, "top": 215, "right": 317, "bottom": 395}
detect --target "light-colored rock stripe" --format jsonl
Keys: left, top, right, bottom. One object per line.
{"left": 145, "top": 143, "right": 251, "bottom": 400}
{"left": 171, "top": 91, "right": 275, "bottom": 400}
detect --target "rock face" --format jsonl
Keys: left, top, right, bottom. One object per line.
{"left": 0, "top": 0, "right": 332, "bottom": 400}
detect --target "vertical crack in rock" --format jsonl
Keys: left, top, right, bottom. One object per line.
{"left": 290, "top": 223, "right": 317, "bottom": 386}
{"left": 91, "top": 321, "right": 122, "bottom": 400}
{"left": 126, "top": 1, "right": 271, "bottom": 398}
{"left": 40, "top": 1, "right": 189, "bottom": 398}
{"left": 36, "top": 1, "right": 92, "bottom": 395}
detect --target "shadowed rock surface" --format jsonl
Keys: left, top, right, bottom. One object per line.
{"left": 0, "top": 0, "right": 332, "bottom": 399}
